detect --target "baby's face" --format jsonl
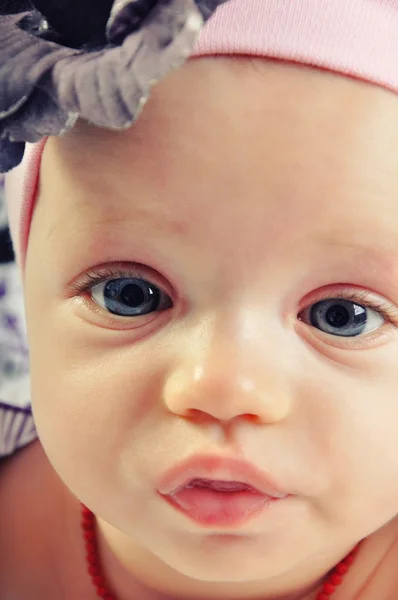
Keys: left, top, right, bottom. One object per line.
{"left": 24, "top": 57, "right": 398, "bottom": 593}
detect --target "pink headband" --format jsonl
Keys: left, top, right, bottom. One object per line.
{"left": 6, "top": 0, "right": 398, "bottom": 271}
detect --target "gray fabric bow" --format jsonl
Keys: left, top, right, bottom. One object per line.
{"left": 0, "top": 0, "right": 228, "bottom": 172}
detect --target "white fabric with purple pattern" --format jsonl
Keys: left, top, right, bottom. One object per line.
{"left": 0, "top": 175, "right": 36, "bottom": 458}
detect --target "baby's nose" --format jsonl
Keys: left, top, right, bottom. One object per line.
{"left": 162, "top": 316, "right": 292, "bottom": 425}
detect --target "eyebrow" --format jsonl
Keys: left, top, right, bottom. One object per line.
{"left": 47, "top": 184, "right": 195, "bottom": 247}
{"left": 97, "top": 206, "right": 192, "bottom": 239}
{"left": 323, "top": 233, "right": 398, "bottom": 254}
{"left": 321, "top": 235, "right": 398, "bottom": 275}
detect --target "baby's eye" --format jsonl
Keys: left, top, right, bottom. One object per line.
{"left": 299, "top": 298, "right": 384, "bottom": 337}
{"left": 90, "top": 277, "right": 173, "bottom": 317}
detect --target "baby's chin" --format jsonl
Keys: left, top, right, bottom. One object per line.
{"left": 146, "top": 530, "right": 290, "bottom": 584}
{"left": 143, "top": 543, "right": 318, "bottom": 600}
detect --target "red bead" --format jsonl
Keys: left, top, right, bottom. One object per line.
{"left": 317, "top": 594, "right": 331, "bottom": 600}
{"left": 335, "top": 563, "right": 348, "bottom": 575}
{"left": 86, "top": 553, "right": 97, "bottom": 565}
{"left": 330, "top": 574, "right": 342, "bottom": 586}
{"left": 88, "top": 564, "right": 101, "bottom": 576}
{"left": 82, "top": 520, "right": 95, "bottom": 530}
{"left": 84, "top": 530, "right": 96, "bottom": 541}
{"left": 345, "top": 555, "right": 354, "bottom": 565}
{"left": 322, "top": 583, "right": 335, "bottom": 595}
{"left": 82, "top": 511, "right": 93, "bottom": 520}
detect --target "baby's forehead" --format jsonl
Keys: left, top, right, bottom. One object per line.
{"left": 37, "top": 57, "right": 398, "bottom": 259}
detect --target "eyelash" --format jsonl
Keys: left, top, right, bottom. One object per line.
{"left": 68, "top": 264, "right": 167, "bottom": 297}
{"left": 69, "top": 267, "right": 398, "bottom": 330}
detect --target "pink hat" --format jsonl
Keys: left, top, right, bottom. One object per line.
{"left": 6, "top": 0, "right": 398, "bottom": 271}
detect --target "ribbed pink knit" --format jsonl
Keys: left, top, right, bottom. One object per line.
{"left": 6, "top": 0, "right": 398, "bottom": 270}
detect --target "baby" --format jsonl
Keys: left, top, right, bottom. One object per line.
{"left": 2, "top": 0, "right": 398, "bottom": 599}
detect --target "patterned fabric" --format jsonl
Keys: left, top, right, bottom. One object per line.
{"left": 0, "top": 174, "right": 36, "bottom": 458}
{"left": 0, "top": 0, "right": 227, "bottom": 172}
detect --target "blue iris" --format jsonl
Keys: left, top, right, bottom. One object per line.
{"left": 310, "top": 299, "right": 368, "bottom": 337}
{"left": 93, "top": 278, "right": 172, "bottom": 317}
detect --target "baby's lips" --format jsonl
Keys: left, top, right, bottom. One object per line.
{"left": 156, "top": 453, "right": 290, "bottom": 499}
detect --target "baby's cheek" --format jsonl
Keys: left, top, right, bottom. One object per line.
{"left": 26, "top": 304, "right": 168, "bottom": 498}
{"left": 305, "top": 369, "right": 398, "bottom": 531}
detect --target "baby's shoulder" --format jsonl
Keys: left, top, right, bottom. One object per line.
{"left": 0, "top": 441, "right": 36, "bottom": 597}
{"left": 0, "top": 440, "right": 62, "bottom": 599}
{"left": 347, "top": 518, "right": 398, "bottom": 600}
{"left": 0, "top": 438, "right": 47, "bottom": 520}
{"left": 0, "top": 438, "right": 43, "bottom": 547}
{"left": 0, "top": 441, "right": 97, "bottom": 599}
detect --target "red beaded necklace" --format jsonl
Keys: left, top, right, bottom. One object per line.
{"left": 81, "top": 502, "right": 362, "bottom": 600}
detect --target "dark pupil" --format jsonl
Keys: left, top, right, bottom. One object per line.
{"left": 120, "top": 283, "right": 146, "bottom": 307}
{"left": 325, "top": 304, "right": 350, "bottom": 328}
